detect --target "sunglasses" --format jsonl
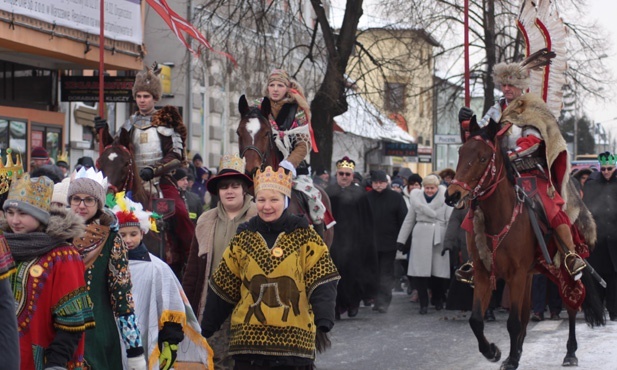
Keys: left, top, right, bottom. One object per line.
{"left": 337, "top": 172, "right": 352, "bottom": 177}
{"left": 601, "top": 167, "right": 614, "bottom": 172}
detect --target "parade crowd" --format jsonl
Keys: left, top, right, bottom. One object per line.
{"left": 1, "top": 63, "right": 616, "bottom": 370}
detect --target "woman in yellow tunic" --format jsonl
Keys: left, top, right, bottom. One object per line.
{"left": 201, "top": 166, "right": 340, "bottom": 370}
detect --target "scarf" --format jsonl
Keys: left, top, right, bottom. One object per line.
{"left": 73, "top": 222, "right": 110, "bottom": 268}
{"left": 6, "top": 232, "right": 65, "bottom": 262}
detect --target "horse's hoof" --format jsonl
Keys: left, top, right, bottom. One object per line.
{"left": 486, "top": 343, "right": 501, "bottom": 362}
{"left": 562, "top": 354, "right": 578, "bottom": 367}
{"left": 500, "top": 357, "right": 519, "bottom": 370}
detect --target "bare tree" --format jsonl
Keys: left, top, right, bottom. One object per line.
{"left": 378, "top": 0, "right": 613, "bottom": 117}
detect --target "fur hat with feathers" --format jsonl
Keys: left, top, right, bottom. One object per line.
{"left": 132, "top": 61, "right": 162, "bottom": 100}
{"left": 493, "top": 48, "right": 556, "bottom": 91}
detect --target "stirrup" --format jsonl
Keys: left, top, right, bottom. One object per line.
{"left": 564, "top": 252, "right": 586, "bottom": 277}
{"left": 455, "top": 261, "right": 475, "bottom": 285}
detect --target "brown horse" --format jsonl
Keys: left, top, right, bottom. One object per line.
{"left": 444, "top": 117, "right": 604, "bottom": 369}
{"left": 96, "top": 141, "right": 168, "bottom": 259}
{"left": 237, "top": 95, "right": 334, "bottom": 247}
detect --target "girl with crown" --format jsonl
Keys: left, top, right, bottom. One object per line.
{"left": 3, "top": 174, "right": 94, "bottom": 369}
{"left": 68, "top": 168, "right": 147, "bottom": 370}
{"left": 109, "top": 193, "right": 213, "bottom": 369}
{"left": 183, "top": 153, "right": 257, "bottom": 370}
{"left": 201, "top": 166, "right": 340, "bottom": 370}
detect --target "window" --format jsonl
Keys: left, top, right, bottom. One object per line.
{"left": 384, "top": 82, "right": 406, "bottom": 112}
{"left": 0, "top": 119, "right": 27, "bottom": 155}
{"left": 32, "top": 124, "right": 62, "bottom": 162}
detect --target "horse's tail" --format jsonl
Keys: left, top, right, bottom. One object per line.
{"left": 580, "top": 269, "right": 606, "bottom": 328}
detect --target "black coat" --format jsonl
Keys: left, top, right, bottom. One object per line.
{"left": 326, "top": 184, "right": 377, "bottom": 309}
{"left": 583, "top": 171, "right": 617, "bottom": 274}
{"left": 365, "top": 188, "right": 408, "bottom": 252}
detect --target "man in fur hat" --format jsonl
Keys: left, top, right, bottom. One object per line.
{"left": 95, "top": 63, "right": 194, "bottom": 277}
{"left": 455, "top": 62, "right": 587, "bottom": 283}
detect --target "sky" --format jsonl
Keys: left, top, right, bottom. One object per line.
{"left": 587, "top": 0, "right": 617, "bottom": 144}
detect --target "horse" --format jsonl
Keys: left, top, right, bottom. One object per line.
{"left": 444, "top": 117, "right": 605, "bottom": 369}
{"left": 237, "top": 95, "right": 334, "bottom": 247}
{"left": 96, "top": 141, "right": 169, "bottom": 260}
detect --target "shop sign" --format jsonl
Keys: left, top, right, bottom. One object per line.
{"left": 61, "top": 76, "right": 134, "bottom": 102}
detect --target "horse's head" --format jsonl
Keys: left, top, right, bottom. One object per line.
{"left": 237, "top": 95, "right": 276, "bottom": 176}
{"left": 445, "top": 116, "right": 505, "bottom": 208}
{"left": 97, "top": 143, "right": 134, "bottom": 194}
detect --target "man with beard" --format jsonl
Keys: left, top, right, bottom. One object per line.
{"left": 326, "top": 157, "right": 377, "bottom": 318}
{"left": 583, "top": 152, "right": 617, "bottom": 321}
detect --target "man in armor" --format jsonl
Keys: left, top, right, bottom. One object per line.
{"left": 456, "top": 62, "right": 586, "bottom": 283}
{"left": 96, "top": 64, "right": 194, "bottom": 277}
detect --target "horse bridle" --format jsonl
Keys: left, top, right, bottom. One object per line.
{"left": 239, "top": 124, "right": 276, "bottom": 171}
{"left": 450, "top": 136, "right": 505, "bottom": 201}
{"left": 98, "top": 144, "right": 134, "bottom": 193}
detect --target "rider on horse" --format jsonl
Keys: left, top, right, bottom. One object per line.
{"left": 95, "top": 63, "right": 194, "bottom": 277}
{"left": 257, "top": 69, "right": 334, "bottom": 231}
{"left": 456, "top": 62, "right": 587, "bottom": 283}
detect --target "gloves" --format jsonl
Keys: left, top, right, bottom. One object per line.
{"left": 139, "top": 167, "right": 155, "bottom": 181}
{"left": 127, "top": 356, "right": 147, "bottom": 370}
{"left": 94, "top": 116, "right": 108, "bottom": 131}
{"left": 279, "top": 160, "right": 297, "bottom": 177}
{"left": 458, "top": 107, "right": 474, "bottom": 124}
{"left": 441, "top": 248, "right": 450, "bottom": 256}
{"left": 159, "top": 341, "right": 178, "bottom": 370}
{"left": 397, "top": 242, "right": 410, "bottom": 254}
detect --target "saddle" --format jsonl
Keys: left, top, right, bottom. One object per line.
{"left": 290, "top": 188, "right": 326, "bottom": 239}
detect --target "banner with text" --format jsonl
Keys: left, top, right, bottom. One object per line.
{"left": 0, "top": 0, "right": 142, "bottom": 45}
{"left": 61, "top": 76, "right": 134, "bottom": 102}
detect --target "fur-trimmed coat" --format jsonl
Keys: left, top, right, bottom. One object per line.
{"left": 182, "top": 196, "right": 257, "bottom": 322}
{"left": 397, "top": 186, "right": 452, "bottom": 278}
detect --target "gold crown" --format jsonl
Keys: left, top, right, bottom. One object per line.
{"left": 336, "top": 158, "right": 355, "bottom": 170}
{"left": 254, "top": 166, "right": 292, "bottom": 198}
{"left": 219, "top": 153, "right": 245, "bottom": 173}
{"left": 57, "top": 151, "right": 69, "bottom": 164}
{"left": 6, "top": 173, "right": 53, "bottom": 213}
{"left": 0, "top": 149, "right": 24, "bottom": 195}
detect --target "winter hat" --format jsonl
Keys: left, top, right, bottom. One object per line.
{"left": 192, "top": 153, "right": 203, "bottom": 164}
{"left": 68, "top": 167, "right": 108, "bottom": 210}
{"left": 4, "top": 174, "right": 53, "bottom": 225}
{"left": 172, "top": 167, "right": 188, "bottom": 182}
{"left": 132, "top": 62, "right": 162, "bottom": 100}
{"left": 397, "top": 167, "right": 412, "bottom": 180}
{"left": 408, "top": 174, "right": 423, "bottom": 185}
{"left": 31, "top": 146, "right": 49, "bottom": 160}
{"left": 31, "top": 164, "right": 63, "bottom": 184}
{"left": 77, "top": 156, "right": 95, "bottom": 169}
{"left": 493, "top": 62, "right": 529, "bottom": 90}
{"left": 52, "top": 178, "right": 71, "bottom": 207}
{"left": 391, "top": 177, "right": 404, "bottom": 188}
{"left": 370, "top": 170, "right": 388, "bottom": 183}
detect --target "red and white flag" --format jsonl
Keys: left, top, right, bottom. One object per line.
{"left": 145, "top": 0, "right": 236, "bottom": 65}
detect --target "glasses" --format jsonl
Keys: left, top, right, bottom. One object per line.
{"left": 601, "top": 167, "right": 614, "bottom": 172}
{"left": 70, "top": 196, "right": 97, "bottom": 207}
{"left": 337, "top": 172, "right": 352, "bottom": 177}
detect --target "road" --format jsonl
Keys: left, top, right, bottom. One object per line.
{"left": 315, "top": 291, "right": 617, "bottom": 370}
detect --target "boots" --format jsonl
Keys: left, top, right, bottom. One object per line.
{"left": 554, "top": 224, "right": 586, "bottom": 278}
{"left": 455, "top": 261, "right": 475, "bottom": 285}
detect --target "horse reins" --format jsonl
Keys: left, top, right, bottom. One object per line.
{"left": 239, "top": 126, "right": 277, "bottom": 171}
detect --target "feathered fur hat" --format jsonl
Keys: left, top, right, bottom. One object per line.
{"left": 493, "top": 49, "right": 556, "bottom": 91}
{"left": 132, "top": 62, "right": 162, "bottom": 100}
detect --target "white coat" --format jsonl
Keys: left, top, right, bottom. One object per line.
{"left": 397, "top": 186, "right": 452, "bottom": 278}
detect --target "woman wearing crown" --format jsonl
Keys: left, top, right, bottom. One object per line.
{"left": 201, "top": 166, "right": 340, "bottom": 369}
{"left": 68, "top": 168, "right": 147, "bottom": 370}
{"left": 3, "top": 174, "right": 94, "bottom": 369}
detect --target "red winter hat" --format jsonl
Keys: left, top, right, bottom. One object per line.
{"left": 31, "top": 146, "right": 49, "bottom": 160}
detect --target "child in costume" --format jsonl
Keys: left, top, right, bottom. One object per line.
{"left": 109, "top": 192, "right": 213, "bottom": 369}
{"left": 68, "top": 168, "right": 147, "bottom": 370}
{"left": 4, "top": 174, "right": 94, "bottom": 369}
